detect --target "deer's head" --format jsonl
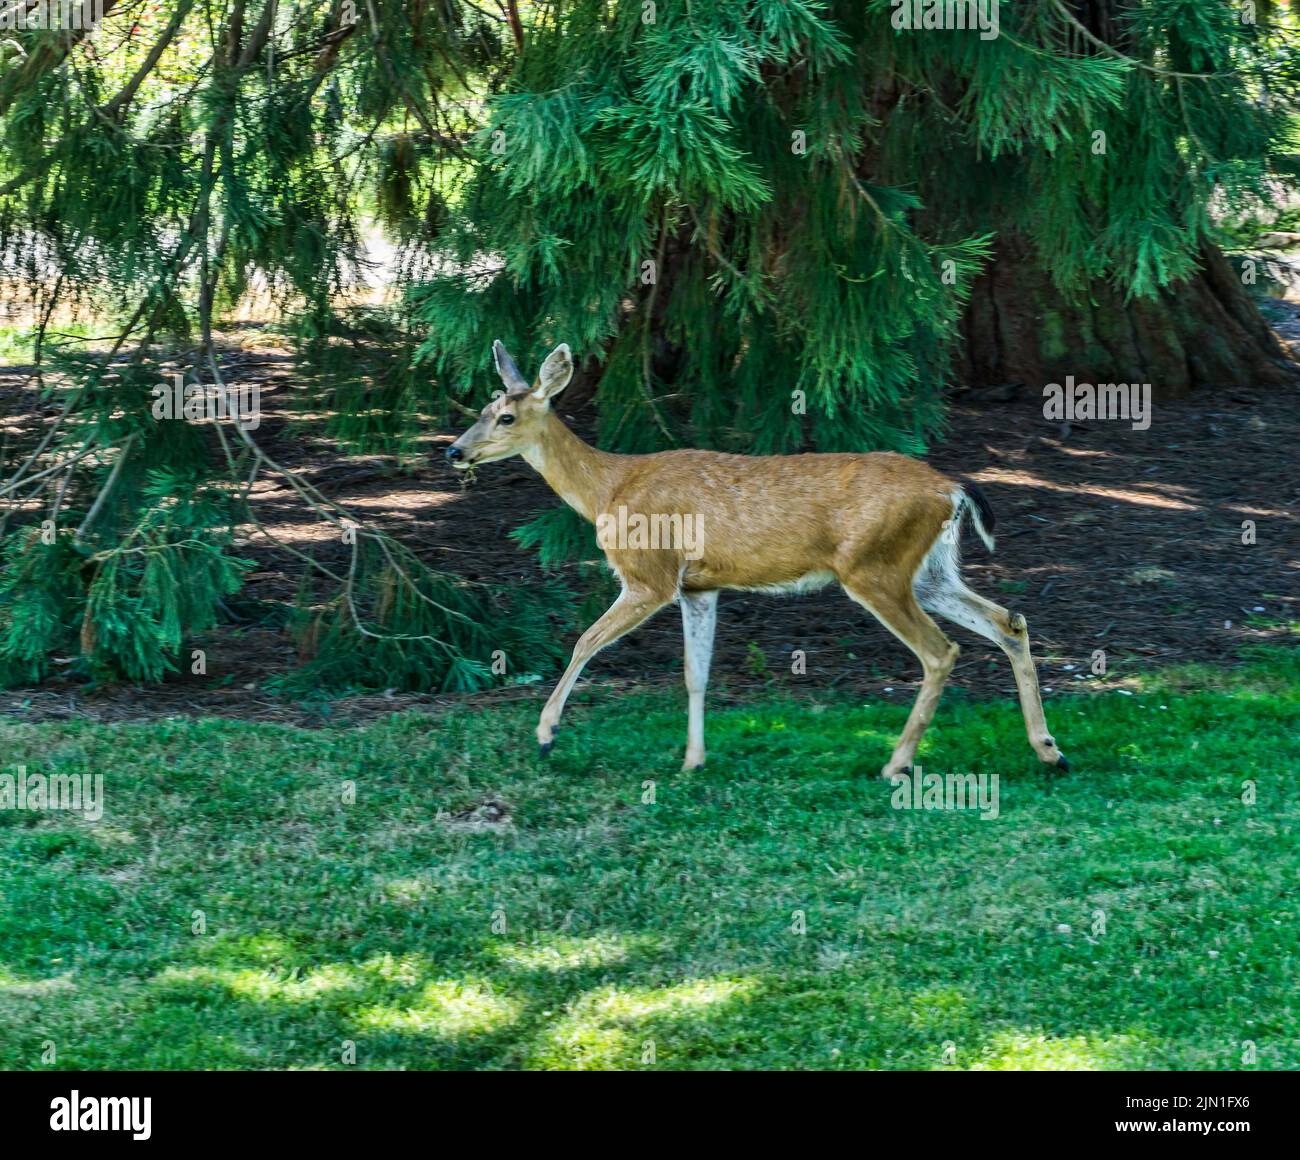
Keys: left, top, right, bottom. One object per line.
{"left": 446, "top": 341, "right": 573, "bottom": 470}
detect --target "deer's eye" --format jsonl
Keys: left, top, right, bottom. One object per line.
{"left": 498, "top": 413, "right": 515, "bottom": 426}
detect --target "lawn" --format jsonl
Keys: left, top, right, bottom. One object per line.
{"left": 1, "top": 650, "right": 1296, "bottom": 1070}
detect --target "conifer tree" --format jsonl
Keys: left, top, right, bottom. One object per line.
{"left": 0, "top": 1, "right": 1295, "bottom": 686}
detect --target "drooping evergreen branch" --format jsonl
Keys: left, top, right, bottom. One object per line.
{"left": 0, "top": 0, "right": 538, "bottom": 688}
{"left": 0, "top": 0, "right": 1295, "bottom": 685}
{"left": 100, "top": 0, "right": 196, "bottom": 118}
{"left": 0, "top": 0, "right": 124, "bottom": 115}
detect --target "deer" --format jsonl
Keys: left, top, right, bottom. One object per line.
{"left": 446, "top": 340, "right": 1068, "bottom": 780}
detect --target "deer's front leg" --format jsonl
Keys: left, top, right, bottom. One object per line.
{"left": 680, "top": 590, "right": 719, "bottom": 771}
{"left": 537, "top": 586, "right": 668, "bottom": 754}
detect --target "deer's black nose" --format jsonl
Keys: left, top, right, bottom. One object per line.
{"left": 446, "top": 445, "right": 463, "bottom": 463}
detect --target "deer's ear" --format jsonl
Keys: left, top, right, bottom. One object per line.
{"left": 532, "top": 343, "right": 573, "bottom": 401}
{"left": 492, "top": 340, "right": 529, "bottom": 393}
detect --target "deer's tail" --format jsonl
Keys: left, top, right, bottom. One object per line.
{"left": 958, "top": 482, "right": 996, "bottom": 553}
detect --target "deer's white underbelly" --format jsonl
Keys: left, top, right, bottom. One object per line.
{"left": 733, "top": 569, "right": 838, "bottom": 596}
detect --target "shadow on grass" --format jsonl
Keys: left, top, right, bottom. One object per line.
{"left": 0, "top": 654, "right": 1295, "bottom": 1069}
{"left": 0, "top": 928, "right": 1199, "bottom": 1070}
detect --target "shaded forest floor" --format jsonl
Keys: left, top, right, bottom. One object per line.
{"left": 1, "top": 298, "right": 1298, "bottom": 727}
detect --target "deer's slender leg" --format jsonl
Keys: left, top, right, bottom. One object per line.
{"left": 537, "top": 585, "right": 669, "bottom": 752}
{"left": 917, "top": 582, "right": 1067, "bottom": 770}
{"left": 843, "top": 580, "right": 960, "bottom": 780}
{"left": 680, "top": 589, "right": 719, "bottom": 771}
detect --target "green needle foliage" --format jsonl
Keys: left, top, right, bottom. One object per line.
{"left": 413, "top": 0, "right": 995, "bottom": 458}
{"left": 0, "top": 1, "right": 1295, "bottom": 683}
{"left": 0, "top": 1, "right": 533, "bottom": 689}
{"left": 282, "top": 535, "right": 573, "bottom": 695}
{"left": 412, "top": 0, "right": 1296, "bottom": 558}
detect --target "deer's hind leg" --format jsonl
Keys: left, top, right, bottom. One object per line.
{"left": 842, "top": 577, "right": 960, "bottom": 781}
{"left": 916, "top": 566, "right": 1068, "bottom": 772}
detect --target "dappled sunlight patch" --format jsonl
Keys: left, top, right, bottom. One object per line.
{"left": 1246, "top": 618, "right": 1300, "bottom": 637}
{"left": 0, "top": 964, "right": 75, "bottom": 996}
{"left": 493, "top": 932, "right": 656, "bottom": 973}
{"left": 965, "top": 1030, "right": 1147, "bottom": 1071}
{"left": 233, "top": 518, "right": 349, "bottom": 546}
{"left": 1082, "top": 673, "right": 1146, "bottom": 694}
{"left": 971, "top": 468, "right": 1198, "bottom": 512}
{"left": 1117, "top": 652, "right": 1300, "bottom": 701}
{"left": 907, "top": 986, "right": 971, "bottom": 1032}
{"left": 539, "top": 1022, "right": 631, "bottom": 1069}
{"left": 346, "top": 491, "right": 458, "bottom": 517}
{"left": 851, "top": 727, "right": 899, "bottom": 745}
{"left": 530, "top": 977, "right": 757, "bottom": 1069}
{"left": 152, "top": 962, "right": 364, "bottom": 1004}
{"left": 153, "top": 948, "right": 435, "bottom": 1010}
{"left": 359, "top": 952, "right": 426, "bottom": 986}
{"left": 196, "top": 931, "right": 299, "bottom": 968}
{"left": 376, "top": 876, "right": 436, "bottom": 905}
{"left": 1222, "top": 502, "right": 1292, "bottom": 519}
{"left": 353, "top": 979, "right": 521, "bottom": 1037}
{"left": 79, "top": 821, "right": 136, "bottom": 848}
{"left": 1050, "top": 445, "right": 1116, "bottom": 459}
{"left": 14, "top": 812, "right": 137, "bottom": 851}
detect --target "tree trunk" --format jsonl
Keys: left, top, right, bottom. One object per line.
{"left": 958, "top": 234, "right": 1295, "bottom": 396}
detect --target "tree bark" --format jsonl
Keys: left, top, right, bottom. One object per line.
{"left": 956, "top": 0, "right": 1291, "bottom": 395}
{"left": 958, "top": 233, "right": 1295, "bottom": 396}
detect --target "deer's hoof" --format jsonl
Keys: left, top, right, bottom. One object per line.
{"left": 881, "top": 764, "right": 911, "bottom": 782}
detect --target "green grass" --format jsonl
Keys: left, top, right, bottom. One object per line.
{"left": 0, "top": 321, "right": 98, "bottom": 363}
{"left": 1, "top": 650, "right": 1297, "bottom": 1070}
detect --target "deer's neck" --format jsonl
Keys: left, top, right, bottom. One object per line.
{"left": 522, "top": 411, "right": 624, "bottom": 523}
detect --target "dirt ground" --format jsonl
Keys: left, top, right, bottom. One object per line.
{"left": 2, "top": 297, "right": 1297, "bottom": 727}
